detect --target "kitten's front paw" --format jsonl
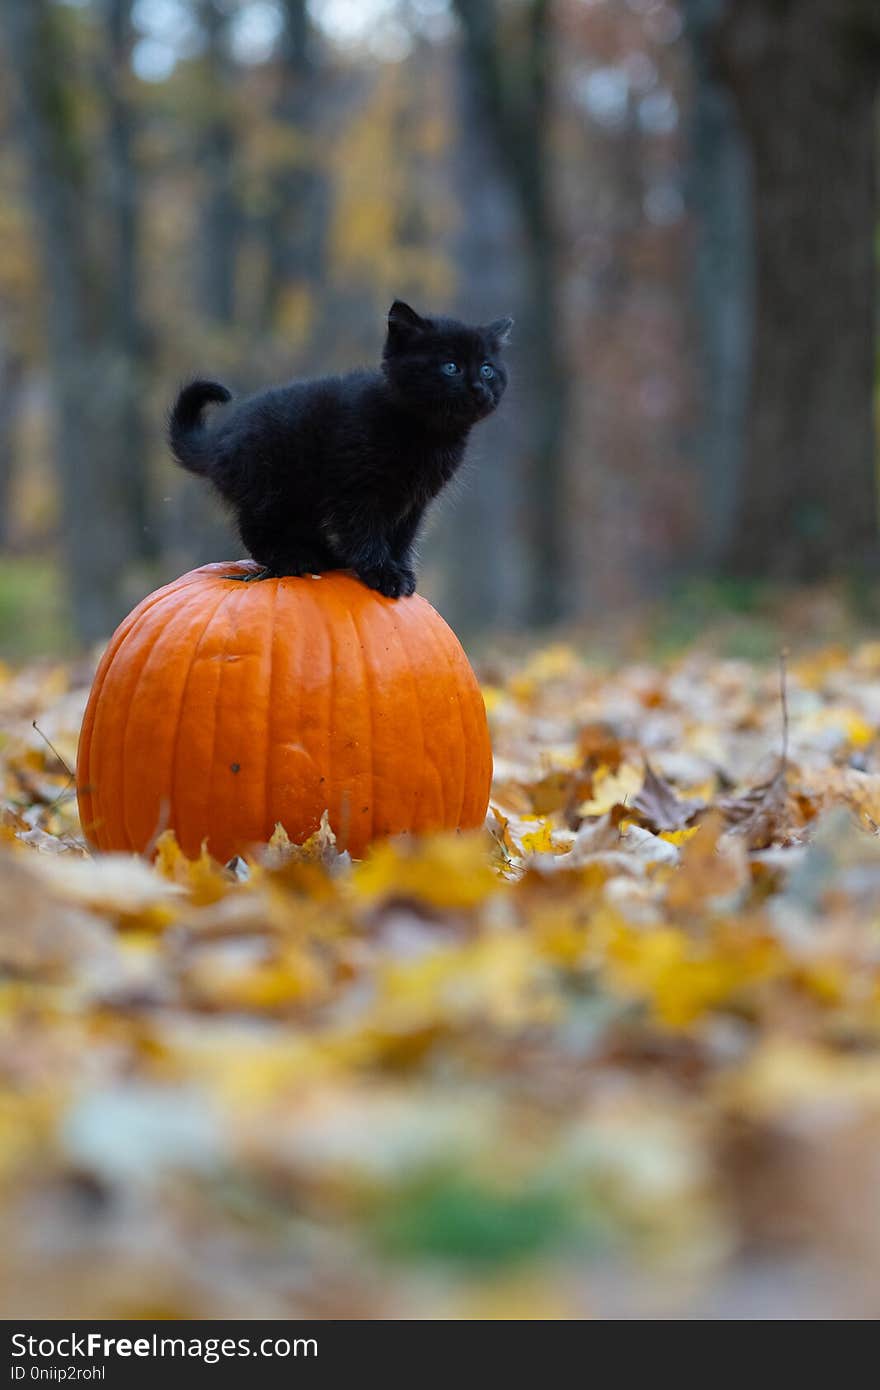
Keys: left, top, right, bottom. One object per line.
{"left": 398, "top": 565, "right": 417, "bottom": 597}
{"left": 359, "top": 562, "right": 412, "bottom": 599}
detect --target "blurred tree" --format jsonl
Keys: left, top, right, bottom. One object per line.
{"left": 441, "top": 49, "right": 529, "bottom": 631}
{"left": 1, "top": 0, "right": 152, "bottom": 639}
{"left": 195, "top": 0, "right": 241, "bottom": 327}
{"left": 703, "top": 0, "right": 880, "bottom": 580}
{"left": 256, "top": 0, "right": 327, "bottom": 336}
{"left": 97, "top": 0, "right": 155, "bottom": 559}
{"left": 163, "top": 0, "right": 242, "bottom": 568}
{"left": 0, "top": 321, "right": 23, "bottom": 547}
{"left": 0, "top": 60, "right": 41, "bottom": 553}
{"left": 683, "top": 0, "right": 752, "bottom": 568}
{"left": 453, "top": 0, "right": 568, "bottom": 624}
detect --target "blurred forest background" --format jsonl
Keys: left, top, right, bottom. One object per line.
{"left": 0, "top": 0, "right": 878, "bottom": 655}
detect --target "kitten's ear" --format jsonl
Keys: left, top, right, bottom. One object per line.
{"left": 387, "top": 300, "right": 427, "bottom": 337}
{"left": 486, "top": 316, "right": 514, "bottom": 347}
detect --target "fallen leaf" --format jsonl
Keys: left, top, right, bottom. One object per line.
{"left": 630, "top": 762, "right": 706, "bottom": 834}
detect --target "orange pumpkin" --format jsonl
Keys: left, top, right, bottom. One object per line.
{"left": 76, "top": 562, "right": 492, "bottom": 862}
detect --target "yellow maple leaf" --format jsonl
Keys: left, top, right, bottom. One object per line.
{"left": 602, "top": 912, "right": 780, "bottom": 1027}
{"left": 154, "top": 830, "right": 231, "bottom": 906}
{"left": 354, "top": 832, "right": 497, "bottom": 910}
{"left": 496, "top": 812, "right": 564, "bottom": 859}
{"left": 578, "top": 762, "right": 643, "bottom": 817}
{"left": 799, "top": 707, "right": 875, "bottom": 750}
{"left": 182, "top": 945, "right": 329, "bottom": 1012}
{"left": 374, "top": 934, "right": 554, "bottom": 1033}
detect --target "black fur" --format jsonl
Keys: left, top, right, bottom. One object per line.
{"left": 168, "top": 300, "right": 512, "bottom": 597}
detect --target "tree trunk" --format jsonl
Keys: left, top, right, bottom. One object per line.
{"left": 453, "top": 0, "right": 568, "bottom": 625}
{"left": 98, "top": 0, "right": 155, "bottom": 561}
{"left": 439, "top": 53, "right": 530, "bottom": 632}
{"left": 683, "top": 0, "right": 753, "bottom": 567}
{"left": 717, "top": 0, "right": 880, "bottom": 579}
{"left": 257, "top": 0, "right": 327, "bottom": 335}
{"left": 0, "top": 325, "right": 23, "bottom": 549}
{"left": 196, "top": 1, "right": 240, "bottom": 325}
{"left": 168, "top": 0, "right": 242, "bottom": 568}
{"left": 522, "top": 217, "right": 567, "bottom": 626}
{"left": 1, "top": 0, "right": 145, "bottom": 640}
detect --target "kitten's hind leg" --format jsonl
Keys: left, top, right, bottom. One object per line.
{"left": 226, "top": 566, "right": 277, "bottom": 582}
{"left": 231, "top": 553, "right": 327, "bottom": 580}
{"left": 270, "top": 549, "right": 331, "bottom": 578}
{"left": 237, "top": 523, "right": 332, "bottom": 580}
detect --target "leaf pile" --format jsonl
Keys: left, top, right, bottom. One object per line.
{"left": 4, "top": 640, "right": 880, "bottom": 1318}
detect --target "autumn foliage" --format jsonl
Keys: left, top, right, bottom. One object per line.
{"left": 5, "top": 632, "right": 880, "bottom": 1316}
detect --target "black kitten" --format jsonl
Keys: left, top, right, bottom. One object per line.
{"left": 168, "top": 300, "right": 512, "bottom": 597}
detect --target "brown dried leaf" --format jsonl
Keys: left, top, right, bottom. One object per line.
{"left": 630, "top": 762, "right": 706, "bottom": 834}
{"left": 720, "top": 768, "right": 791, "bottom": 851}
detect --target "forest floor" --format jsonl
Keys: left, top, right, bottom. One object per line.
{"left": 4, "top": 603, "right": 880, "bottom": 1318}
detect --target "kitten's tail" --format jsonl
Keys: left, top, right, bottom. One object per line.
{"left": 168, "top": 380, "right": 231, "bottom": 474}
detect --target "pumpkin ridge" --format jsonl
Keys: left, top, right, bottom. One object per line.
{"left": 272, "top": 579, "right": 302, "bottom": 840}
{"left": 454, "top": 634, "right": 490, "bottom": 826}
{"left": 77, "top": 580, "right": 194, "bottom": 839}
{"left": 77, "top": 638, "right": 130, "bottom": 847}
{"left": 378, "top": 598, "right": 424, "bottom": 835}
{"left": 104, "top": 591, "right": 210, "bottom": 850}
{"left": 367, "top": 597, "right": 411, "bottom": 834}
{"left": 426, "top": 606, "right": 470, "bottom": 831}
{"left": 121, "top": 585, "right": 222, "bottom": 853}
{"left": 109, "top": 609, "right": 169, "bottom": 852}
{"left": 354, "top": 579, "right": 388, "bottom": 846}
{"left": 203, "top": 579, "right": 269, "bottom": 858}
{"left": 161, "top": 568, "right": 222, "bottom": 599}
{"left": 392, "top": 598, "right": 441, "bottom": 833}
{"left": 347, "top": 599, "right": 376, "bottom": 849}
{"left": 298, "top": 578, "right": 336, "bottom": 842}
{"left": 170, "top": 582, "right": 241, "bottom": 855}
{"left": 260, "top": 578, "right": 281, "bottom": 849}
{"left": 326, "top": 581, "right": 361, "bottom": 852}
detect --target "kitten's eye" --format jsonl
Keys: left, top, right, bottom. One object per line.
{"left": 441, "top": 362, "right": 460, "bottom": 376}
{"left": 480, "top": 363, "right": 495, "bottom": 380}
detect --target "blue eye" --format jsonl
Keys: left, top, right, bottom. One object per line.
{"left": 480, "top": 363, "right": 495, "bottom": 379}
{"left": 441, "top": 362, "right": 460, "bottom": 376}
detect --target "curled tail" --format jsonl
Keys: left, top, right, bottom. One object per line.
{"left": 168, "top": 379, "right": 231, "bottom": 474}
